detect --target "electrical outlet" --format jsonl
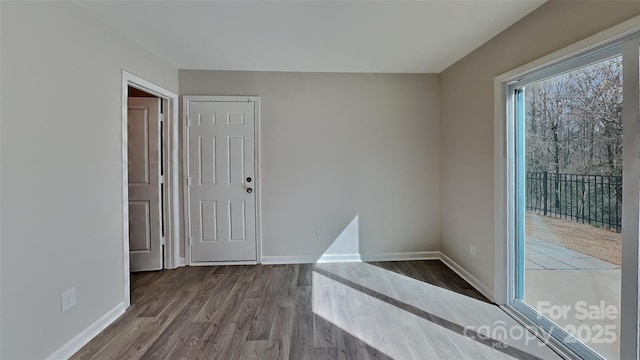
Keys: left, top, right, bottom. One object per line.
{"left": 469, "top": 242, "right": 477, "bottom": 257}
{"left": 61, "top": 287, "right": 77, "bottom": 313}
{"left": 315, "top": 227, "right": 324, "bottom": 239}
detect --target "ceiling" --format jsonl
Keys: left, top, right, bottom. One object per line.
{"left": 77, "top": 1, "right": 546, "bottom": 73}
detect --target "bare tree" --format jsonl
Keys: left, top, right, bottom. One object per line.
{"left": 524, "top": 55, "right": 623, "bottom": 229}
{"left": 525, "top": 56, "right": 622, "bottom": 176}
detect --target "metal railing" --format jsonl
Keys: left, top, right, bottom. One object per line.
{"left": 526, "top": 172, "right": 622, "bottom": 232}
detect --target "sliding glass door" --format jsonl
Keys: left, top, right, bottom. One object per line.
{"left": 508, "top": 34, "right": 640, "bottom": 360}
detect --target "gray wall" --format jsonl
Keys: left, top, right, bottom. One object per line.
{"left": 440, "top": 0, "right": 640, "bottom": 295}
{"left": 180, "top": 71, "right": 441, "bottom": 261}
{"left": 0, "top": 2, "right": 178, "bottom": 358}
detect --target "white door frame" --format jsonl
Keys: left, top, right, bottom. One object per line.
{"left": 121, "top": 70, "right": 180, "bottom": 307}
{"left": 182, "top": 95, "right": 262, "bottom": 266}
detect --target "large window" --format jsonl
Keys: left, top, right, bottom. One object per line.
{"left": 500, "top": 30, "right": 640, "bottom": 360}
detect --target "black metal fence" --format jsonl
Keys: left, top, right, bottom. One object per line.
{"left": 526, "top": 172, "right": 622, "bottom": 232}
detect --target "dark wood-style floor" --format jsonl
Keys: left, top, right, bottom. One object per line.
{"left": 71, "top": 261, "right": 561, "bottom": 360}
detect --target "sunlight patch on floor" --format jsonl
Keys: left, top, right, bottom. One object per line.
{"left": 311, "top": 262, "right": 563, "bottom": 359}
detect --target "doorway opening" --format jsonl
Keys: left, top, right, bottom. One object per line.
{"left": 121, "top": 71, "right": 180, "bottom": 307}
{"left": 127, "top": 86, "right": 164, "bottom": 272}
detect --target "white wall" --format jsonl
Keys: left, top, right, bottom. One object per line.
{"left": 0, "top": 2, "right": 178, "bottom": 359}
{"left": 180, "top": 71, "right": 441, "bottom": 261}
{"left": 440, "top": 1, "right": 640, "bottom": 295}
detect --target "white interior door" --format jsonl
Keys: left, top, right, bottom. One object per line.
{"left": 128, "top": 97, "right": 163, "bottom": 271}
{"left": 186, "top": 99, "right": 257, "bottom": 262}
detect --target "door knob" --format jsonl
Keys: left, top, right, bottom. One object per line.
{"left": 247, "top": 188, "right": 253, "bottom": 193}
{"left": 246, "top": 177, "right": 252, "bottom": 183}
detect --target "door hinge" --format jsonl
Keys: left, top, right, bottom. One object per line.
{"left": 186, "top": 177, "right": 191, "bottom": 187}
{"left": 159, "top": 114, "right": 165, "bottom": 122}
{"left": 189, "top": 236, "right": 193, "bottom": 247}
{"left": 186, "top": 116, "right": 191, "bottom": 127}
{"left": 161, "top": 237, "right": 166, "bottom": 246}
{"left": 160, "top": 175, "right": 165, "bottom": 184}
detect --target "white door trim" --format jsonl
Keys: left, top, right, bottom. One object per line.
{"left": 182, "top": 95, "right": 262, "bottom": 265}
{"left": 121, "top": 70, "right": 180, "bottom": 307}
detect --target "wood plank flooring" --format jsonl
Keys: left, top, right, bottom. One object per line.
{"left": 71, "top": 261, "right": 562, "bottom": 360}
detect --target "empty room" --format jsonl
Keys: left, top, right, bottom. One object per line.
{"left": 2, "top": 1, "right": 640, "bottom": 359}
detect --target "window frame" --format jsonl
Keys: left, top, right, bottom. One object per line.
{"left": 494, "top": 17, "right": 640, "bottom": 360}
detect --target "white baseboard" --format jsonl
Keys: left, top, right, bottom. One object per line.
{"left": 190, "top": 260, "right": 257, "bottom": 266}
{"left": 439, "top": 252, "right": 495, "bottom": 302}
{"left": 186, "top": 251, "right": 493, "bottom": 303}
{"left": 46, "top": 301, "right": 127, "bottom": 360}
{"left": 261, "top": 251, "right": 439, "bottom": 265}
{"left": 177, "top": 257, "right": 186, "bottom": 267}
{"left": 360, "top": 251, "right": 440, "bottom": 262}
{"left": 261, "top": 255, "right": 320, "bottom": 264}
{"left": 317, "top": 253, "right": 362, "bottom": 263}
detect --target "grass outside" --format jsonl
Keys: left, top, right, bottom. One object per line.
{"left": 526, "top": 212, "right": 621, "bottom": 266}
